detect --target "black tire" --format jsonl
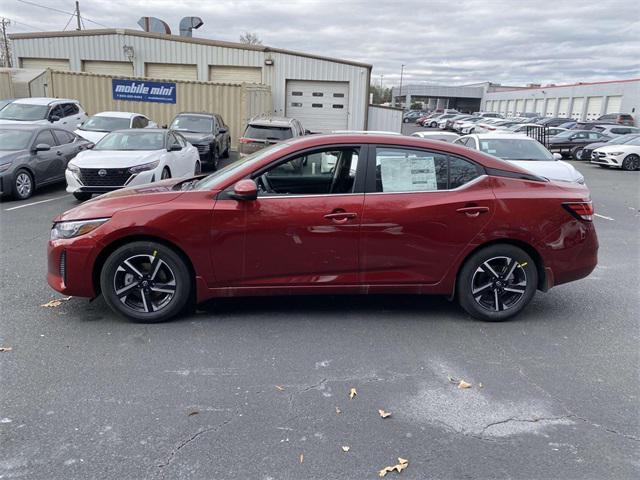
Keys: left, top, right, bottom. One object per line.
{"left": 621, "top": 154, "right": 640, "bottom": 171}
{"left": 161, "top": 167, "right": 171, "bottom": 180}
{"left": 571, "top": 146, "right": 583, "bottom": 160}
{"left": 429, "top": 121, "right": 437, "bottom": 128}
{"left": 403, "top": 118, "right": 409, "bottom": 123}
{"left": 13, "top": 168, "right": 34, "bottom": 200}
{"left": 222, "top": 144, "right": 230, "bottom": 158}
{"left": 457, "top": 244, "right": 538, "bottom": 322}
{"left": 73, "top": 192, "right": 92, "bottom": 201}
{"left": 100, "top": 241, "right": 192, "bottom": 323}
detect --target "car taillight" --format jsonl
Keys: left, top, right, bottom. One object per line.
{"left": 563, "top": 202, "right": 594, "bottom": 221}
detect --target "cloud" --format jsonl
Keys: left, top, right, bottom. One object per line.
{"left": 4, "top": 0, "right": 639, "bottom": 86}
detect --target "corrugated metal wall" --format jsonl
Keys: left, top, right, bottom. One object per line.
{"left": 367, "top": 105, "right": 403, "bottom": 133}
{"left": 48, "top": 70, "right": 272, "bottom": 149}
{"left": 0, "top": 71, "right": 13, "bottom": 98}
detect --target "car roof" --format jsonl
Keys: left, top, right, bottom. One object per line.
{"left": 0, "top": 124, "right": 52, "bottom": 131}
{"left": 174, "top": 112, "right": 215, "bottom": 118}
{"left": 109, "top": 128, "right": 166, "bottom": 133}
{"left": 93, "top": 111, "right": 142, "bottom": 119}
{"left": 471, "top": 133, "right": 536, "bottom": 140}
{"left": 249, "top": 116, "right": 296, "bottom": 127}
{"left": 12, "top": 97, "right": 79, "bottom": 106}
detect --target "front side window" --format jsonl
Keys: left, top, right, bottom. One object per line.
{"left": 257, "top": 147, "right": 360, "bottom": 196}
{"left": 35, "top": 130, "right": 57, "bottom": 147}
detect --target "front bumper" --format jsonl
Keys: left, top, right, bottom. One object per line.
{"left": 590, "top": 152, "right": 622, "bottom": 167}
{"left": 65, "top": 168, "right": 157, "bottom": 194}
{"left": 48, "top": 236, "right": 102, "bottom": 297}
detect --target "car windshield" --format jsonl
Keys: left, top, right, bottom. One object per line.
{"left": 625, "top": 137, "right": 640, "bottom": 146}
{"left": 0, "top": 129, "right": 33, "bottom": 150}
{"left": 170, "top": 115, "right": 213, "bottom": 133}
{"left": 95, "top": 131, "right": 165, "bottom": 151}
{"left": 80, "top": 116, "right": 131, "bottom": 132}
{"left": 0, "top": 103, "right": 49, "bottom": 121}
{"left": 244, "top": 125, "right": 293, "bottom": 141}
{"left": 478, "top": 138, "right": 554, "bottom": 161}
{"left": 617, "top": 134, "right": 640, "bottom": 144}
{"left": 195, "top": 142, "right": 290, "bottom": 190}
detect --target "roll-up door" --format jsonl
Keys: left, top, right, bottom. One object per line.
{"left": 83, "top": 60, "right": 133, "bottom": 76}
{"left": 515, "top": 99, "right": 523, "bottom": 115}
{"left": 585, "top": 97, "right": 603, "bottom": 121}
{"left": 605, "top": 96, "right": 622, "bottom": 114}
{"left": 524, "top": 99, "right": 533, "bottom": 113}
{"left": 285, "top": 80, "right": 349, "bottom": 132}
{"left": 209, "top": 66, "right": 262, "bottom": 83}
{"left": 506, "top": 100, "right": 514, "bottom": 116}
{"left": 557, "top": 98, "right": 569, "bottom": 117}
{"left": 570, "top": 97, "right": 584, "bottom": 120}
{"left": 534, "top": 99, "right": 544, "bottom": 115}
{"left": 546, "top": 98, "right": 556, "bottom": 117}
{"left": 21, "top": 57, "right": 70, "bottom": 71}
{"left": 145, "top": 63, "right": 197, "bottom": 81}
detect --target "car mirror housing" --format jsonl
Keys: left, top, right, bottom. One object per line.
{"left": 86, "top": 142, "right": 95, "bottom": 149}
{"left": 230, "top": 179, "right": 258, "bottom": 201}
{"left": 34, "top": 143, "right": 51, "bottom": 152}
{"left": 219, "top": 127, "right": 228, "bottom": 134}
{"left": 168, "top": 144, "right": 182, "bottom": 152}
{"left": 49, "top": 115, "right": 61, "bottom": 123}
{"left": 552, "top": 153, "right": 562, "bottom": 160}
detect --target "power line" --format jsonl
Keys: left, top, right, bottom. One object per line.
{"left": 3, "top": 17, "right": 40, "bottom": 31}
{"left": 15, "top": 0, "right": 111, "bottom": 28}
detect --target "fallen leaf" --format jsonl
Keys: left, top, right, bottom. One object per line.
{"left": 299, "top": 453, "right": 304, "bottom": 464}
{"left": 40, "top": 297, "right": 71, "bottom": 308}
{"left": 378, "top": 409, "right": 392, "bottom": 419}
{"left": 335, "top": 406, "right": 341, "bottom": 414}
{"left": 378, "top": 457, "right": 409, "bottom": 477}
{"left": 349, "top": 387, "right": 357, "bottom": 399}
{"left": 187, "top": 410, "right": 199, "bottom": 416}
{"left": 275, "top": 385, "right": 285, "bottom": 391}
{"left": 0, "top": 347, "right": 12, "bottom": 352}
{"left": 458, "top": 380, "right": 472, "bottom": 389}
{"left": 478, "top": 383, "right": 483, "bottom": 388}
{"left": 341, "top": 446, "right": 350, "bottom": 452}
{"left": 398, "top": 458, "right": 408, "bottom": 465}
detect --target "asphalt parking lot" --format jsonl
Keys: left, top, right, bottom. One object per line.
{"left": 1, "top": 149, "right": 639, "bottom": 479}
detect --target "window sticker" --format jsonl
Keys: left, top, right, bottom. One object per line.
{"left": 379, "top": 155, "right": 437, "bottom": 192}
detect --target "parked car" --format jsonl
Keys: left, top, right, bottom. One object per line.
{"left": 474, "top": 119, "right": 522, "bottom": 134}
{"left": 0, "top": 97, "right": 87, "bottom": 131}
{"left": 434, "top": 113, "right": 459, "bottom": 129}
{"left": 169, "top": 112, "right": 231, "bottom": 170}
{"left": 579, "top": 133, "right": 640, "bottom": 162}
{"left": 453, "top": 116, "right": 480, "bottom": 132}
{"left": 403, "top": 111, "right": 427, "bottom": 123}
{"left": 591, "top": 136, "right": 640, "bottom": 170}
{"left": 558, "top": 121, "right": 577, "bottom": 129}
{"left": 0, "top": 125, "right": 91, "bottom": 200}
{"left": 65, "top": 129, "right": 200, "bottom": 201}
{"left": 420, "top": 114, "right": 444, "bottom": 127}
{"left": 453, "top": 133, "right": 584, "bottom": 184}
{"left": 239, "top": 116, "right": 307, "bottom": 156}
{"left": 475, "top": 112, "right": 504, "bottom": 119}
{"left": 597, "top": 113, "right": 635, "bottom": 126}
{"left": 47, "top": 133, "right": 597, "bottom": 323}
{"left": 548, "top": 130, "right": 611, "bottom": 159}
{"left": 410, "top": 131, "right": 459, "bottom": 142}
{"left": 591, "top": 124, "right": 640, "bottom": 137}
{"left": 75, "top": 111, "right": 157, "bottom": 144}
{"left": 547, "top": 127, "right": 569, "bottom": 137}
{"left": 537, "top": 117, "right": 570, "bottom": 127}
{"left": 458, "top": 118, "right": 485, "bottom": 134}
{"left": 443, "top": 114, "right": 473, "bottom": 131}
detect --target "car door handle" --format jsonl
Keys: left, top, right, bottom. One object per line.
{"left": 324, "top": 211, "right": 357, "bottom": 223}
{"left": 456, "top": 206, "right": 489, "bottom": 217}
{"left": 56, "top": 151, "right": 63, "bottom": 156}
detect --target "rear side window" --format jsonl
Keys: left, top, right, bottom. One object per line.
{"left": 244, "top": 125, "right": 293, "bottom": 141}
{"left": 132, "top": 116, "right": 149, "bottom": 128}
{"left": 449, "top": 156, "right": 483, "bottom": 189}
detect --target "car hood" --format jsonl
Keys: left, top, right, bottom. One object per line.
{"left": 70, "top": 149, "right": 162, "bottom": 168}
{"left": 177, "top": 131, "right": 213, "bottom": 143}
{"left": 0, "top": 150, "right": 27, "bottom": 163}
{"left": 54, "top": 177, "right": 189, "bottom": 222}
{"left": 74, "top": 129, "right": 108, "bottom": 143}
{"left": 583, "top": 141, "right": 608, "bottom": 150}
{"left": 507, "top": 159, "right": 583, "bottom": 183}
{"left": 595, "top": 145, "right": 637, "bottom": 153}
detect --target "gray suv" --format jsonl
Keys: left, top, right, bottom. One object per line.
{"left": 239, "top": 116, "right": 307, "bottom": 156}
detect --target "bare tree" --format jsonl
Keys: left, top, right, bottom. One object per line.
{"left": 1, "top": 18, "right": 12, "bottom": 68}
{"left": 239, "top": 32, "right": 262, "bottom": 45}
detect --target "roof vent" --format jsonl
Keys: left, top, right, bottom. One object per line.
{"left": 179, "top": 17, "right": 204, "bottom": 37}
{"left": 137, "top": 17, "right": 171, "bottom": 34}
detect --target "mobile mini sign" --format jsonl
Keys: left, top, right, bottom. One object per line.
{"left": 112, "top": 79, "right": 177, "bottom": 104}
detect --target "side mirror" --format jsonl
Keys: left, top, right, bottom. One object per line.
{"left": 86, "top": 142, "right": 95, "bottom": 150}
{"left": 168, "top": 143, "right": 182, "bottom": 151}
{"left": 230, "top": 179, "right": 258, "bottom": 201}
{"left": 219, "top": 127, "right": 228, "bottom": 134}
{"left": 552, "top": 153, "right": 562, "bottom": 160}
{"left": 33, "top": 143, "right": 51, "bottom": 152}
{"left": 49, "top": 115, "right": 60, "bottom": 123}
{"left": 304, "top": 129, "right": 312, "bottom": 135}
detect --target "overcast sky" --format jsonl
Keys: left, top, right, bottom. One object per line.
{"left": 3, "top": 0, "right": 639, "bottom": 86}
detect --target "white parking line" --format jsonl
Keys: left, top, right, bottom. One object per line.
{"left": 3, "top": 194, "right": 70, "bottom": 212}
{"left": 594, "top": 213, "right": 615, "bottom": 221}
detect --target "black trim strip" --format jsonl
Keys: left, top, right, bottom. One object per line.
{"left": 484, "top": 167, "right": 548, "bottom": 183}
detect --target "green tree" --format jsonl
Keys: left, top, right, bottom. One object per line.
{"left": 370, "top": 85, "right": 392, "bottom": 104}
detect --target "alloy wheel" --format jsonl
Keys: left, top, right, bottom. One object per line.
{"left": 622, "top": 154, "right": 640, "bottom": 171}
{"left": 15, "top": 172, "right": 32, "bottom": 199}
{"left": 113, "top": 254, "right": 176, "bottom": 313}
{"left": 471, "top": 256, "right": 527, "bottom": 312}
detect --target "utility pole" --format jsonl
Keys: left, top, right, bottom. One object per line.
{"left": 398, "top": 64, "right": 405, "bottom": 108}
{"left": 380, "top": 74, "right": 383, "bottom": 89}
{"left": 75, "top": 1, "right": 82, "bottom": 31}
{"left": 1, "top": 18, "right": 11, "bottom": 68}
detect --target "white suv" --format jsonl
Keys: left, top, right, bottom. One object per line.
{"left": 0, "top": 97, "right": 87, "bottom": 131}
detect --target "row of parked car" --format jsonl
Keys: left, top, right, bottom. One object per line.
{"left": 0, "top": 97, "right": 312, "bottom": 200}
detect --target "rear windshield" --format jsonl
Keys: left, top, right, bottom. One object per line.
{"left": 244, "top": 125, "right": 293, "bottom": 141}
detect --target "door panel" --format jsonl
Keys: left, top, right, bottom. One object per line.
{"left": 32, "top": 130, "right": 64, "bottom": 183}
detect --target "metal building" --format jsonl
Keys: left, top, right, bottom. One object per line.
{"left": 8, "top": 29, "right": 372, "bottom": 133}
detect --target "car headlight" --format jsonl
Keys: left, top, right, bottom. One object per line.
{"left": 129, "top": 160, "right": 160, "bottom": 174}
{"left": 0, "top": 162, "right": 11, "bottom": 173}
{"left": 67, "top": 162, "right": 80, "bottom": 174}
{"left": 50, "top": 218, "right": 109, "bottom": 240}
{"left": 606, "top": 152, "right": 623, "bottom": 156}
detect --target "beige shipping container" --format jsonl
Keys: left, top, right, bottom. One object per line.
{"left": 47, "top": 70, "right": 272, "bottom": 149}
{"left": 0, "top": 70, "right": 13, "bottom": 99}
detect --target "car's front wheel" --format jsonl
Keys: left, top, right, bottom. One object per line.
{"left": 457, "top": 244, "right": 538, "bottom": 321}
{"left": 13, "top": 169, "right": 34, "bottom": 200}
{"left": 100, "top": 241, "right": 192, "bottom": 323}
{"left": 571, "top": 146, "right": 583, "bottom": 160}
{"left": 621, "top": 154, "right": 640, "bottom": 171}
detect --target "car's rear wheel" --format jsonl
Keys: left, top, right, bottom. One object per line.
{"left": 571, "top": 146, "right": 583, "bottom": 160}
{"left": 622, "top": 154, "right": 640, "bottom": 171}
{"left": 100, "top": 241, "right": 191, "bottom": 323}
{"left": 73, "top": 192, "right": 92, "bottom": 201}
{"left": 13, "top": 169, "right": 34, "bottom": 200}
{"left": 457, "top": 244, "right": 538, "bottom": 321}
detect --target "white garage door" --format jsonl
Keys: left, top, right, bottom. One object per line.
{"left": 485, "top": 100, "right": 493, "bottom": 111}
{"left": 585, "top": 96, "right": 603, "bottom": 121}
{"left": 515, "top": 99, "right": 523, "bottom": 115}
{"left": 570, "top": 97, "right": 584, "bottom": 120}
{"left": 557, "top": 98, "right": 570, "bottom": 117}
{"left": 534, "top": 99, "right": 544, "bottom": 115}
{"left": 209, "top": 66, "right": 262, "bottom": 83}
{"left": 506, "top": 100, "right": 514, "bottom": 116}
{"left": 145, "top": 63, "right": 197, "bottom": 81}
{"left": 21, "top": 57, "right": 70, "bottom": 71}
{"left": 524, "top": 99, "right": 533, "bottom": 113}
{"left": 605, "top": 96, "right": 622, "bottom": 114}
{"left": 286, "top": 80, "right": 349, "bottom": 132}
{"left": 83, "top": 60, "right": 133, "bottom": 76}
{"left": 546, "top": 98, "right": 556, "bottom": 117}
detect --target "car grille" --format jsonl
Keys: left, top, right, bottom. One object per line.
{"left": 195, "top": 144, "right": 210, "bottom": 154}
{"left": 79, "top": 168, "right": 132, "bottom": 187}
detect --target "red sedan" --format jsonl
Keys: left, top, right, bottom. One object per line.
{"left": 47, "top": 134, "right": 598, "bottom": 323}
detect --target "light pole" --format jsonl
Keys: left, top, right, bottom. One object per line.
{"left": 399, "top": 64, "right": 405, "bottom": 109}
